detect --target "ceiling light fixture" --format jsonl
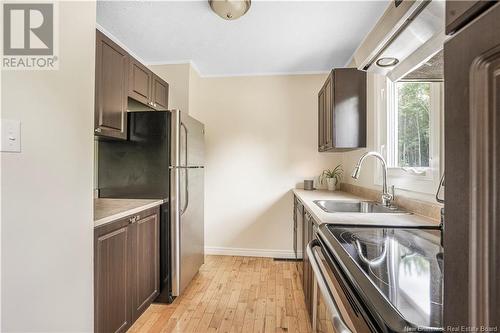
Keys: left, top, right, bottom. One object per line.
{"left": 376, "top": 57, "right": 399, "bottom": 68}
{"left": 209, "top": 0, "right": 251, "bottom": 20}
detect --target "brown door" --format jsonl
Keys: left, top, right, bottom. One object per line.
{"left": 151, "top": 75, "right": 169, "bottom": 111}
{"left": 444, "top": 2, "right": 500, "bottom": 329}
{"left": 95, "top": 30, "right": 128, "bottom": 140}
{"left": 129, "top": 57, "right": 153, "bottom": 107}
{"left": 130, "top": 212, "right": 160, "bottom": 320}
{"left": 332, "top": 68, "right": 367, "bottom": 149}
{"left": 95, "top": 223, "right": 131, "bottom": 333}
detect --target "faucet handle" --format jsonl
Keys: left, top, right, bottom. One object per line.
{"left": 382, "top": 185, "right": 395, "bottom": 207}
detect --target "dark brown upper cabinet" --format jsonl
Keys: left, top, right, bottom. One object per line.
{"left": 128, "top": 57, "right": 153, "bottom": 106}
{"left": 95, "top": 30, "right": 128, "bottom": 140}
{"left": 128, "top": 59, "right": 169, "bottom": 111}
{"left": 95, "top": 29, "right": 170, "bottom": 139}
{"left": 318, "top": 68, "right": 366, "bottom": 152}
{"left": 151, "top": 74, "right": 169, "bottom": 111}
{"left": 445, "top": 0, "right": 496, "bottom": 35}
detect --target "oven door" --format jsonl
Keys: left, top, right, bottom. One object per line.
{"left": 307, "top": 239, "right": 372, "bottom": 333}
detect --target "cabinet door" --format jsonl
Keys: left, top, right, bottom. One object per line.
{"left": 318, "top": 88, "right": 326, "bottom": 151}
{"left": 151, "top": 75, "right": 169, "bottom": 111}
{"left": 130, "top": 212, "right": 159, "bottom": 320}
{"left": 95, "top": 224, "right": 131, "bottom": 333}
{"left": 332, "top": 68, "right": 367, "bottom": 149}
{"left": 296, "top": 202, "right": 304, "bottom": 280}
{"left": 324, "top": 75, "right": 333, "bottom": 149}
{"left": 302, "top": 212, "right": 310, "bottom": 308}
{"left": 95, "top": 30, "right": 128, "bottom": 140}
{"left": 129, "top": 57, "right": 153, "bottom": 106}
{"left": 445, "top": 0, "right": 495, "bottom": 35}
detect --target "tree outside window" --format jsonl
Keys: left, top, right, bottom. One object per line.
{"left": 396, "top": 82, "right": 431, "bottom": 168}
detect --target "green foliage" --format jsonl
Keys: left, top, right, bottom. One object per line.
{"left": 320, "top": 165, "right": 343, "bottom": 184}
{"left": 397, "top": 82, "right": 430, "bottom": 167}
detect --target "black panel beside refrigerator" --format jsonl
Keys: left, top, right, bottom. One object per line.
{"left": 98, "top": 111, "right": 174, "bottom": 303}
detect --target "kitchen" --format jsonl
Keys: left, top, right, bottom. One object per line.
{"left": 1, "top": 0, "right": 499, "bottom": 332}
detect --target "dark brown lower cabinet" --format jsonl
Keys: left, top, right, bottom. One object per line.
{"left": 95, "top": 222, "right": 131, "bottom": 333}
{"left": 94, "top": 207, "right": 160, "bottom": 333}
{"left": 130, "top": 213, "right": 159, "bottom": 318}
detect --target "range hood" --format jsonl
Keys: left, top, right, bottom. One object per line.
{"left": 363, "top": 0, "right": 446, "bottom": 81}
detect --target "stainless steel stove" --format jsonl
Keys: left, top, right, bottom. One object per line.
{"left": 309, "top": 224, "right": 443, "bottom": 333}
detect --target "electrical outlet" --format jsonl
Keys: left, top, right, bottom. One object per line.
{"left": 1, "top": 119, "right": 21, "bottom": 153}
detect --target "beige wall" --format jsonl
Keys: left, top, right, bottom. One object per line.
{"left": 152, "top": 64, "right": 343, "bottom": 255}
{"left": 1, "top": 1, "right": 96, "bottom": 331}
{"left": 189, "top": 73, "right": 342, "bottom": 256}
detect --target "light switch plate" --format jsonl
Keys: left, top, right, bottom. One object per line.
{"left": 1, "top": 119, "right": 21, "bottom": 153}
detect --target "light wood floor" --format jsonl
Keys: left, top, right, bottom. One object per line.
{"left": 129, "top": 255, "right": 312, "bottom": 333}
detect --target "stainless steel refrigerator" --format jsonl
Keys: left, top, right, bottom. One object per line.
{"left": 97, "top": 109, "right": 204, "bottom": 301}
{"left": 170, "top": 109, "right": 205, "bottom": 297}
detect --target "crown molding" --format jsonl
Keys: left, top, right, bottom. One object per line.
{"left": 200, "top": 70, "right": 330, "bottom": 78}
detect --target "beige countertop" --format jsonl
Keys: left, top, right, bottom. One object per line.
{"left": 94, "top": 198, "right": 164, "bottom": 228}
{"left": 293, "top": 189, "right": 439, "bottom": 228}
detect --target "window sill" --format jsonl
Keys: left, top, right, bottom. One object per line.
{"left": 375, "top": 167, "right": 438, "bottom": 195}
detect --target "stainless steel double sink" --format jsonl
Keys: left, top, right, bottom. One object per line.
{"left": 313, "top": 200, "right": 410, "bottom": 214}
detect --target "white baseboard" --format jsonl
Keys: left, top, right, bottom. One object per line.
{"left": 205, "top": 246, "right": 296, "bottom": 259}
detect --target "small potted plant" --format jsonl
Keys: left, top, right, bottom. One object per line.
{"left": 320, "top": 165, "right": 343, "bottom": 191}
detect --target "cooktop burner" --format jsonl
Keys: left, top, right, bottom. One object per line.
{"left": 321, "top": 225, "right": 443, "bottom": 331}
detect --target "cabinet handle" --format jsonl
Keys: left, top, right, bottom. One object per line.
{"left": 95, "top": 128, "right": 102, "bottom": 133}
{"left": 129, "top": 215, "right": 140, "bottom": 224}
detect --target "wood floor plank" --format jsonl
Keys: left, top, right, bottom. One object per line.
{"left": 128, "top": 256, "right": 312, "bottom": 333}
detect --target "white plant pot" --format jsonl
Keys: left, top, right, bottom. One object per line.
{"left": 326, "top": 178, "right": 336, "bottom": 191}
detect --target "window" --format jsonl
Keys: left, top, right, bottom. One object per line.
{"left": 392, "top": 82, "right": 432, "bottom": 169}
{"left": 375, "top": 76, "right": 443, "bottom": 195}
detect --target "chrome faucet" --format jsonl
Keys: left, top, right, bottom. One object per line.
{"left": 351, "top": 151, "right": 394, "bottom": 206}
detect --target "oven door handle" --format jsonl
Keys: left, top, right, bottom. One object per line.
{"left": 307, "top": 239, "right": 352, "bottom": 333}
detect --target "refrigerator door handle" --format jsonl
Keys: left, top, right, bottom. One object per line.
{"left": 180, "top": 122, "right": 189, "bottom": 215}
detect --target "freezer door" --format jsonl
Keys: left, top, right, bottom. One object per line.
{"left": 180, "top": 111, "right": 204, "bottom": 167}
{"left": 171, "top": 109, "right": 204, "bottom": 168}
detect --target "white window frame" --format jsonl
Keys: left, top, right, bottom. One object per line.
{"left": 374, "top": 77, "right": 444, "bottom": 195}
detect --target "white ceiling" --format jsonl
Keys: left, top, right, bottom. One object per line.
{"left": 97, "top": 1, "right": 389, "bottom": 77}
